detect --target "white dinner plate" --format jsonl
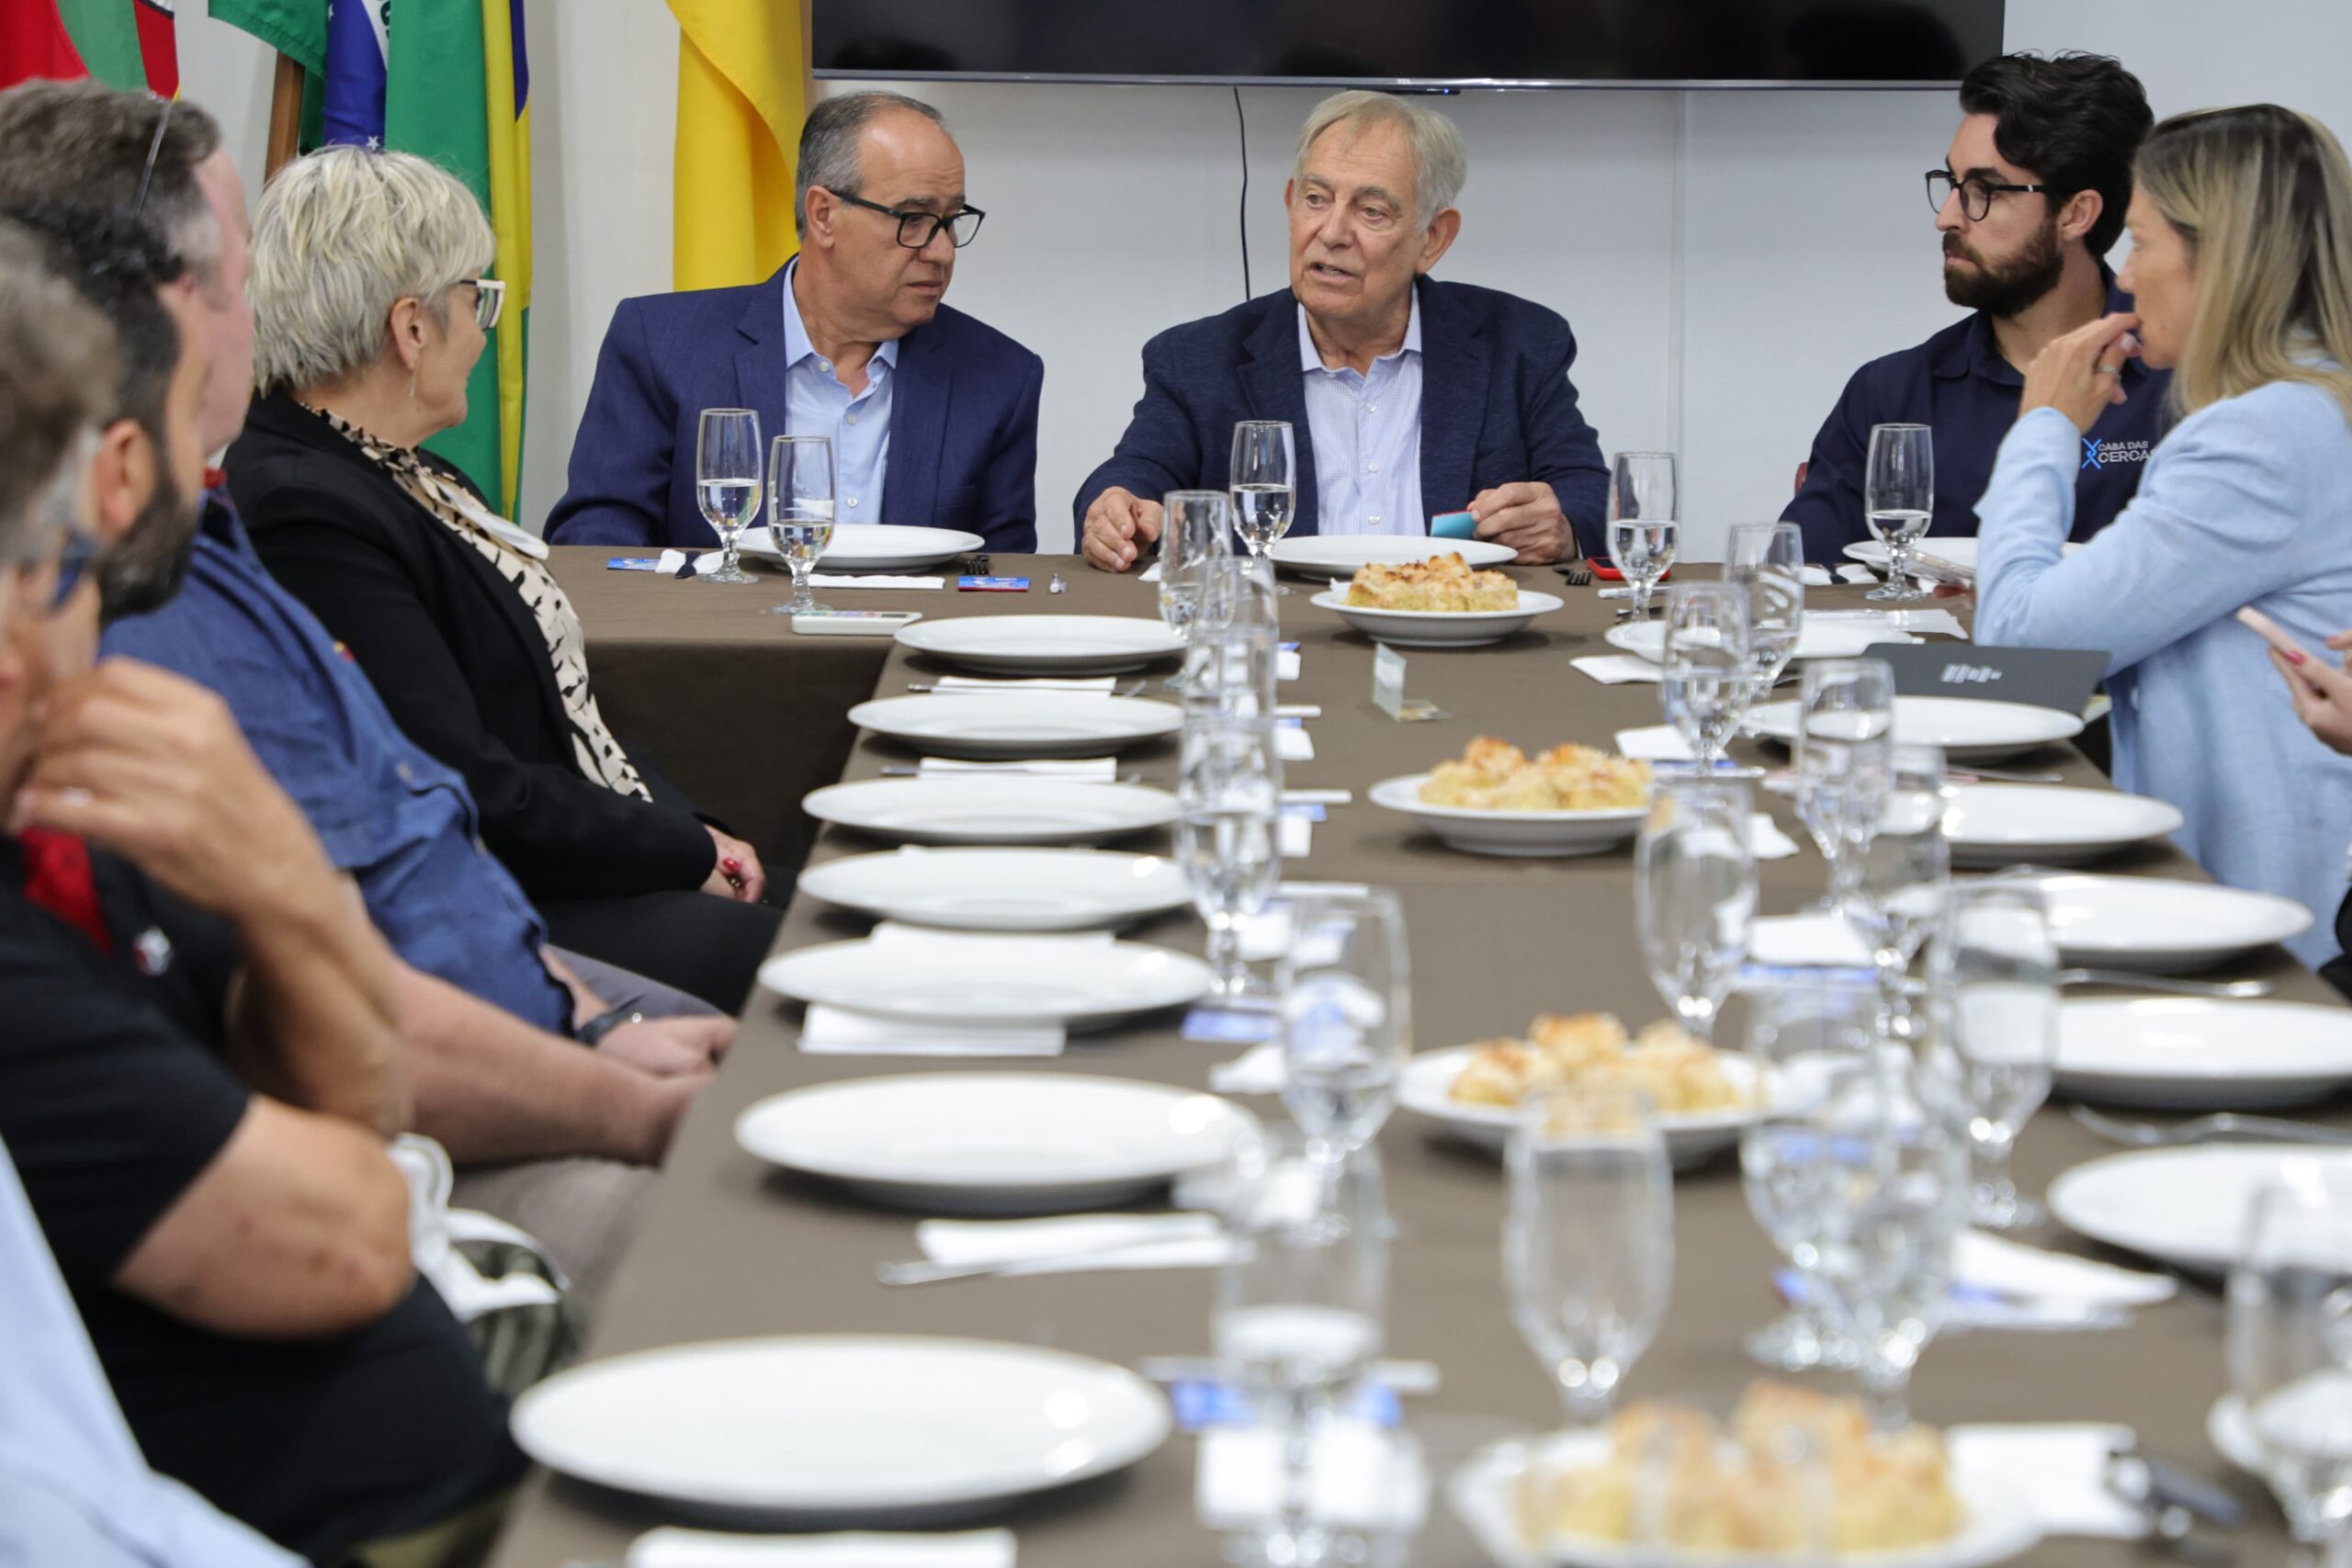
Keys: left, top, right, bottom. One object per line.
{"left": 895, "top": 615, "right": 1184, "bottom": 675}
{"left": 1448, "top": 1427, "right": 2041, "bottom": 1568}
{"left": 759, "top": 931, "right": 1213, "bottom": 1028}
{"left": 1368, "top": 773, "right": 1648, "bottom": 857}
{"left": 511, "top": 1335, "right": 1169, "bottom": 1522}
{"left": 735, "top": 1072, "right": 1255, "bottom": 1212}
{"left": 1312, "top": 588, "right": 1563, "bottom": 649}
{"left": 804, "top": 777, "right": 1178, "bottom": 846}
{"left": 1605, "top": 618, "right": 1920, "bottom": 664}
{"left": 2048, "top": 1145, "right": 2352, "bottom": 1273}
{"left": 1396, "top": 1046, "right": 1767, "bottom": 1169}
{"left": 1940, "top": 784, "right": 2184, "bottom": 868}
{"left": 797, "top": 847, "right": 1189, "bottom": 931}
{"left": 2014, "top": 874, "right": 2312, "bottom": 973}
{"left": 2055, "top": 998, "right": 2352, "bottom": 1111}
{"left": 1842, "top": 536, "right": 2085, "bottom": 583}
{"left": 1747, "top": 695, "right": 2085, "bottom": 763}
{"left": 740, "top": 522, "right": 983, "bottom": 573}
{"left": 848, "top": 693, "right": 1182, "bottom": 758}
{"left": 1270, "top": 535, "right": 1517, "bottom": 577}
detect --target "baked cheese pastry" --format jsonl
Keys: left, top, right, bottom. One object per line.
{"left": 1449, "top": 1013, "right": 1746, "bottom": 1115}
{"left": 1419, "top": 737, "right": 1651, "bottom": 812}
{"left": 1344, "top": 552, "right": 1519, "bottom": 612}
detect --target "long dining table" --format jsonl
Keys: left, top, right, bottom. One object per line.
{"left": 492, "top": 549, "right": 2347, "bottom": 1568}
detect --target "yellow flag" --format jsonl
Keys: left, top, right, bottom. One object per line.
{"left": 668, "top": 0, "right": 806, "bottom": 290}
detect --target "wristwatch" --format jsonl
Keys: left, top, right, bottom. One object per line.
{"left": 576, "top": 1006, "right": 646, "bottom": 1046}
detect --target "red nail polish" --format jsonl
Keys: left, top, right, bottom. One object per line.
{"left": 722, "top": 855, "right": 742, "bottom": 872}
{"left": 2288, "top": 649, "right": 2309, "bottom": 666}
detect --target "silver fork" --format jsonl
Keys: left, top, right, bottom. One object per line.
{"left": 1558, "top": 565, "right": 1594, "bottom": 587}
{"left": 1948, "top": 765, "right": 2069, "bottom": 784}
{"left": 2056, "top": 968, "right": 2272, "bottom": 998}
{"left": 902, "top": 680, "right": 1145, "bottom": 696}
{"left": 2070, "top": 1103, "right": 2352, "bottom": 1148}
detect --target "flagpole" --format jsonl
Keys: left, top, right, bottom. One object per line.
{"left": 265, "top": 51, "right": 303, "bottom": 179}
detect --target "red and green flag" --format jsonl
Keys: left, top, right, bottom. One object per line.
{"left": 2, "top": 0, "right": 178, "bottom": 96}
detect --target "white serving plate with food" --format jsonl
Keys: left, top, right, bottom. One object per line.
{"left": 1396, "top": 1045, "right": 1767, "bottom": 1169}
{"left": 1270, "top": 535, "right": 1515, "bottom": 577}
{"left": 1939, "top": 784, "right": 2184, "bottom": 868}
{"left": 740, "top": 522, "right": 983, "bottom": 573}
{"left": 1747, "top": 695, "right": 2084, "bottom": 763}
{"left": 735, "top": 1072, "right": 1254, "bottom": 1213}
{"left": 511, "top": 1335, "right": 1169, "bottom": 1522}
{"left": 1605, "top": 619, "right": 1918, "bottom": 664}
{"left": 2048, "top": 1145, "right": 2352, "bottom": 1274}
{"left": 759, "top": 931, "right": 1212, "bottom": 1029}
{"left": 1842, "top": 536, "right": 2085, "bottom": 584}
{"left": 1312, "top": 588, "right": 1563, "bottom": 649}
{"left": 847, "top": 693, "right": 1181, "bottom": 758}
{"left": 797, "top": 847, "right": 1189, "bottom": 931}
{"left": 894, "top": 615, "right": 1184, "bottom": 675}
{"left": 2054, "top": 998, "right": 2352, "bottom": 1111}
{"left": 1369, "top": 773, "right": 1647, "bottom": 857}
{"left": 802, "top": 778, "right": 1178, "bottom": 846}
{"left": 2005, "top": 873, "right": 2311, "bottom": 974}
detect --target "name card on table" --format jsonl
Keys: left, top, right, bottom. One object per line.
{"left": 1867, "top": 643, "right": 2109, "bottom": 716}
{"left": 1372, "top": 645, "right": 1446, "bottom": 722}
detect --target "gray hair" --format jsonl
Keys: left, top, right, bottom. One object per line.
{"left": 0, "top": 80, "right": 226, "bottom": 288}
{"left": 1293, "top": 90, "right": 1467, "bottom": 231}
{"left": 796, "top": 90, "right": 948, "bottom": 238}
{"left": 248, "top": 146, "right": 494, "bottom": 394}
{"left": 0, "top": 220, "right": 115, "bottom": 560}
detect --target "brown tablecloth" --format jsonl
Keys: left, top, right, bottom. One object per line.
{"left": 503, "top": 551, "right": 2340, "bottom": 1568}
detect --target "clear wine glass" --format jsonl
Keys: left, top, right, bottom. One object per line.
{"left": 1606, "top": 450, "right": 1679, "bottom": 621}
{"left": 1634, "top": 777, "right": 1757, "bottom": 1043}
{"left": 1181, "top": 555, "right": 1282, "bottom": 715}
{"left": 1505, "top": 1083, "right": 1674, "bottom": 1431}
{"left": 1279, "top": 887, "right": 1411, "bottom": 1169}
{"left": 1659, "top": 581, "right": 1753, "bottom": 771}
{"left": 1230, "top": 421, "right": 1298, "bottom": 595}
{"left": 1925, "top": 882, "right": 2058, "bottom": 1232}
{"left": 1159, "top": 490, "right": 1232, "bottom": 635}
{"left": 694, "top": 407, "right": 762, "bottom": 584}
{"left": 2226, "top": 1166, "right": 2352, "bottom": 1562}
{"left": 1177, "top": 713, "right": 1283, "bottom": 1002}
{"left": 1849, "top": 743, "right": 1951, "bottom": 1042}
{"left": 1724, "top": 521, "right": 1805, "bottom": 716}
{"left": 1864, "top": 423, "right": 1934, "bottom": 604}
{"left": 1792, "top": 659, "right": 1896, "bottom": 909}
{"left": 765, "top": 434, "right": 835, "bottom": 615}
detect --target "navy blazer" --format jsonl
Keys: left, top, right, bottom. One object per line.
{"left": 1074, "top": 279, "right": 1609, "bottom": 554}
{"left": 545, "top": 267, "right": 1045, "bottom": 551}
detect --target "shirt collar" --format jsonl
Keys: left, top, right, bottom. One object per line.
{"left": 782, "top": 258, "right": 899, "bottom": 375}
{"left": 1934, "top": 260, "right": 2141, "bottom": 388}
{"left": 1296, "top": 288, "right": 1421, "bottom": 376}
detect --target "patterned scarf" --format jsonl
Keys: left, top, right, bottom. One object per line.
{"left": 309, "top": 408, "right": 651, "bottom": 802}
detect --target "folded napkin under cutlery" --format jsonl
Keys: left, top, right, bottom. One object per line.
{"left": 914, "top": 757, "right": 1119, "bottom": 780}
{"left": 912, "top": 1212, "right": 1234, "bottom": 1276}
{"left": 797, "top": 1005, "right": 1065, "bottom": 1058}
{"left": 1570, "top": 654, "right": 1662, "bottom": 686}
{"left": 808, "top": 573, "right": 945, "bottom": 590}
{"left": 1952, "top": 1230, "right": 2177, "bottom": 1318}
{"left": 628, "top": 1527, "right": 1016, "bottom": 1568}
{"left": 929, "top": 675, "right": 1117, "bottom": 694}
{"left": 1947, "top": 1424, "right": 2148, "bottom": 1540}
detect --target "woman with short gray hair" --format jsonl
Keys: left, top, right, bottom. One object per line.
{"left": 226, "top": 146, "right": 783, "bottom": 1010}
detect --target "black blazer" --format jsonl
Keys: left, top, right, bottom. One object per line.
{"left": 225, "top": 390, "right": 717, "bottom": 900}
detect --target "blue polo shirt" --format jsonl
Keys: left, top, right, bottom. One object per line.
{"left": 102, "top": 493, "right": 572, "bottom": 1035}
{"left": 1783, "top": 278, "right": 2169, "bottom": 562}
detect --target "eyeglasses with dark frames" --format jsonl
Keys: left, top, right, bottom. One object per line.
{"left": 1926, "top": 168, "right": 2051, "bottom": 221}
{"left": 130, "top": 96, "right": 176, "bottom": 225}
{"left": 826, "top": 190, "right": 986, "bottom": 250}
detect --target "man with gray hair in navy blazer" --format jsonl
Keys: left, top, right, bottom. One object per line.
{"left": 548, "top": 91, "right": 1044, "bottom": 552}
{"left": 1079, "top": 90, "right": 1609, "bottom": 570}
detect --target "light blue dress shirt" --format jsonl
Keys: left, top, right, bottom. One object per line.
{"left": 0, "top": 1137, "right": 299, "bottom": 1568}
{"left": 1974, "top": 383, "right": 2352, "bottom": 968}
{"left": 1298, "top": 296, "right": 1425, "bottom": 536}
{"left": 782, "top": 259, "right": 897, "bottom": 521}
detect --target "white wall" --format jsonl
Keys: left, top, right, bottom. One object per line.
{"left": 169, "top": 1, "right": 2349, "bottom": 553}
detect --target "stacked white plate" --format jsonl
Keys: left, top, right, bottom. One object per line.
{"left": 1605, "top": 618, "right": 1918, "bottom": 664}
{"left": 895, "top": 615, "right": 1184, "bottom": 675}
{"left": 759, "top": 931, "right": 1213, "bottom": 1028}
{"left": 1368, "top": 773, "right": 1647, "bottom": 857}
{"left": 735, "top": 1072, "right": 1255, "bottom": 1212}
{"left": 1314, "top": 586, "right": 1563, "bottom": 649}
{"left": 1842, "top": 536, "right": 2085, "bottom": 583}
{"left": 1270, "top": 535, "right": 1515, "bottom": 577}
{"left": 740, "top": 522, "right": 983, "bottom": 573}
{"left": 803, "top": 777, "right": 1179, "bottom": 846}
{"left": 1396, "top": 1048, "right": 1768, "bottom": 1168}
{"left": 2056, "top": 998, "right": 2352, "bottom": 1111}
{"left": 797, "top": 847, "right": 1188, "bottom": 931}
{"left": 1941, "top": 784, "right": 2183, "bottom": 868}
{"left": 1747, "top": 695, "right": 2084, "bottom": 763}
{"left": 2050, "top": 1145, "right": 2352, "bottom": 1273}
{"left": 511, "top": 1335, "right": 1170, "bottom": 1523}
{"left": 848, "top": 693, "right": 1181, "bottom": 758}
{"left": 2014, "top": 873, "right": 2312, "bottom": 972}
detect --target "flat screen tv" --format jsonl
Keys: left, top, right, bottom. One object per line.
{"left": 812, "top": 0, "right": 2004, "bottom": 88}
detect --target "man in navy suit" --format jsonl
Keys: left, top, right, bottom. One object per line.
{"left": 547, "top": 92, "right": 1043, "bottom": 552}
{"left": 1078, "top": 91, "right": 1608, "bottom": 570}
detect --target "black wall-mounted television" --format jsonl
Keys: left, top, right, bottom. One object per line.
{"left": 813, "top": 0, "right": 2005, "bottom": 88}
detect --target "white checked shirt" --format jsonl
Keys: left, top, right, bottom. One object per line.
{"left": 1297, "top": 295, "right": 1425, "bottom": 536}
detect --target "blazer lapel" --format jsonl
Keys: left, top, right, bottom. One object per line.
{"left": 732, "top": 268, "right": 797, "bottom": 462}
{"left": 1415, "top": 279, "right": 1487, "bottom": 517}
{"left": 1238, "top": 294, "right": 1318, "bottom": 535}
{"left": 887, "top": 323, "right": 945, "bottom": 526}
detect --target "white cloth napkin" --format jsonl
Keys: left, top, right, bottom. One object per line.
{"left": 1279, "top": 816, "right": 1312, "bottom": 857}
{"left": 1747, "top": 911, "right": 1875, "bottom": 968}
{"left": 1893, "top": 607, "right": 1970, "bottom": 638}
{"left": 1571, "top": 654, "right": 1662, "bottom": 685}
{"left": 1138, "top": 560, "right": 1164, "bottom": 583}
{"left": 808, "top": 573, "right": 945, "bottom": 590}
{"left": 654, "top": 548, "right": 722, "bottom": 577}
{"left": 1956, "top": 1231, "right": 2177, "bottom": 1308}
{"left": 1614, "top": 724, "right": 1691, "bottom": 761}
{"left": 1279, "top": 648, "right": 1302, "bottom": 682}
{"left": 1210, "top": 1041, "right": 1285, "bottom": 1095}
{"left": 916, "top": 757, "right": 1118, "bottom": 780}
{"left": 1196, "top": 1420, "right": 1428, "bottom": 1533}
{"left": 1801, "top": 565, "right": 1836, "bottom": 587}
{"left": 797, "top": 1004, "right": 1064, "bottom": 1057}
{"left": 866, "top": 922, "right": 1114, "bottom": 952}
{"left": 1946, "top": 1425, "right": 2144, "bottom": 1540}
{"left": 932, "top": 676, "right": 1115, "bottom": 694}
{"left": 913, "top": 1213, "right": 1234, "bottom": 1276}
{"left": 1275, "top": 725, "right": 1315, "bottom": 762}
{"left": 1835, "top": 563, "right": 1879, "bottom": 584}
{"left": 1747, "top": 815, "right": 1800, "bottom": 861}
{"left": 628, "top": 1528, "right": 1017, "bottom": 1568}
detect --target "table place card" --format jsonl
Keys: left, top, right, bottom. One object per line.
{"left": 808, "top": 573, "right": 947, "bottom": 591}
{"left": 1371, "top": 645, "right": 1445, "bottom": 720}
{"left": 1279, "top": 814, "right": 1313, "bottom": 857}
{"left": 916, "top": 756, "right": 1118, "bottom": 780}
{"left": 1278, "top": 646, "right": 1302, "bottom": 682}
{"left": 1274, "top": 722, "right": 1315, "bottom": 762}
{"left": 629, "top": 1527, "right": 1019, "bottom": 1568}
{"left": 1570, "top": 654, "right": 1662, "bottom": 686}
{"left": 797, "top": 1004, "right": 1065, "bottom": 1058}
{"left": 605, "top": 556, "right": 664, "bottom": 571}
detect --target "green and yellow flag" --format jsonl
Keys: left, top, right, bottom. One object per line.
{"left": 668, "top": 0, "right": 806, "bottom": 289}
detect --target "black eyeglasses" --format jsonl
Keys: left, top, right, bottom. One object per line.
{"left": 828, "top": 190, "right": 986, "bottom": 250}
{"left": 1926, "top": 168, "right": 2050, "bottom": 221}
{"left": 131, "top": 96, "right": 176, "bottom": 224}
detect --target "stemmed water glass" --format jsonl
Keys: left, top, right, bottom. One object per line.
{"left": 1864, "top": 423, "right": 1935, "bottom": 603}
{"left": 1634, "top": 777, "right": 1757, "bottom": 1043}
{"left": 1793, "top": 659, "right": 1896, "bottom": 908}
{"left": 1659, "top": 582, "right": 1753, "bottom": 771}
{"left": 1180, "top": 556, "right": 1280, "bottom": 712}
{"left": 1159, "top": 490, "right": 1233, "bottom": 635}
{"left": 765, "top": 434, "right": 835, "bottom": 615}
{"left": 1925, "top": 883, "right": 2058, "bottom": 1232}
{"left": 1849, "top": 744, "right": 1951, "bottom": 1040}
{"left": 1177, "top": 713, "right": 1283, "bottom": 1001}
{"left": 1505, "top": 1083, "right": 1674, "bottom": 1431}
{"left": 1279, "top": 887, "right": 1411, "bottom": 1169}
{"left": 694, "top": 407, "right": 762, "bottom": 584}
{"left": 1230, "top": 422, "right": 1298, "bottom": 593}
{"left": 1605, "top": 451, "right": 1678, "bottom": 620}
{"left": 2226, "top": 1166, "right": 2352, "bottom": 1564}
{"left": 1724, "top": 521, "right": 1805, "bottom": 714}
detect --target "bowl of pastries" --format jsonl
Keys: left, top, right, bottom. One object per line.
{"left": 1310, "top": 553, "right": 1562, "bottom": 647}
{"left": 1369, "top": 738, "right": 1652, "bottom": 856}
{"left": 1445, "top": 1382, "right": 2041, "bottom": 1568}
{"left": 1396, "top": 1010, "right": 1766, "bottom": 1168}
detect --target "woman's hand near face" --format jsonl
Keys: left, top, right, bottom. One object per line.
{"left": 2018, "top": 312, "right": 2143, "bottom": 434}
